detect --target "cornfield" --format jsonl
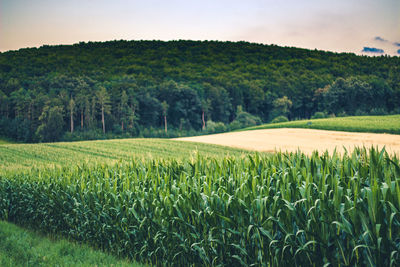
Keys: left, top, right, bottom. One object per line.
{"left": 1, "top": 147, "right": 399, "bottom": 266}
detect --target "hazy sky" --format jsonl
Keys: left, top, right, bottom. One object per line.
{"left": 1, "top": 0, "right": 400, "bottom": 55}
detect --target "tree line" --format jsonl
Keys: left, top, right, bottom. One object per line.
{"left": 0, "top": 40, "right": 399, "bottom": 142}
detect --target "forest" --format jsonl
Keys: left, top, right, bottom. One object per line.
{"left": 0, "top": 40, "right": 399, "bottom": 142}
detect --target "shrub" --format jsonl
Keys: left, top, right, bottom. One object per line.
{"left": 311, "top": 111, "right": 326, "bottom": 119}
{"left": 235, "top": 111, "right": 261, "bottom": 126}
{"left": 206, "top": 120, "right": 227, "bottom": 133}
{"left": 228, "top": 106, "right": 262, "bottom": 130}
{"left": 228, "top": 120, "right": 242, "bottom": 131}
{"left": 271, "top": 115, "right": 288, "bottom": 123}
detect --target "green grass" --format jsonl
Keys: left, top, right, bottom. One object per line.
{"left": 243, "top": 114, "right": 400, "bottom": 134}
{"left": 0, "top": 138, "right": 252, "bottom": 174}
{"left": 0, "top": 220, "right": 144, "bottom": 267}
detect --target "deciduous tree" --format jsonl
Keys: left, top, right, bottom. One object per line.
{"left": 161, "top": 101, "right": 169, "bottom": 133}
{"left": 95, "top": 86, "right": 111, "bottom": 134}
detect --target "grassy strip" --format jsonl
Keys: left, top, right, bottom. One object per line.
{"left": 0, "top": 138, "right": 253, "bottom": 174}
{"left": 0, "top": 220, "right": 144, "bottom": 267}
{"left": 242, "top": 114, "right": 400, "bottom": 134}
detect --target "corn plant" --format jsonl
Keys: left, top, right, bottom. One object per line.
{"left": 0, "top": 147, "right": 399, "bottom": 266}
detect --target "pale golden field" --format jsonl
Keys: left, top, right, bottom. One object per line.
{"left": 176, "top": 128, "right": 400, "bottom": 155}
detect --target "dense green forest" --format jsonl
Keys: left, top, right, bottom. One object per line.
{"left": 0, "top": 40, "right": 399, "bottom": 142}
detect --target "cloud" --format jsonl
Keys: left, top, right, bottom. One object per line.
{"left": 362, "top": 47, "right": 384, "bottom": 53}
{"left": 374, "top": 36, "right": 387, "bottom": 42}
{"left": 394, "top": 42, "right": 400, "bottom": 47}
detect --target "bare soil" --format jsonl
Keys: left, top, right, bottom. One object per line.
{"left": 175, "top": 128, "right": 400, "bottom": 155}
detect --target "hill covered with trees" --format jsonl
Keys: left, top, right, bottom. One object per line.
{"left": 0, "top": 40, "right": 399, "bottom": 142}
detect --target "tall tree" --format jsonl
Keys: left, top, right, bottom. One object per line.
{"left": 273, "top": 96, "right": 292, "bottom": 117}
{"left": 58, "top": 90, "right": 69, "bottom": 130}
{"left": 119, "top": 90, "right": 129, "bottom": 131}
{"left": 161, "top": 101, "right": 169, "bottom": 133}
{"left": 36, "top": 105, "right": 64, "bottom": 142}
{"left": 95, "top": 86, "right": 111, "bottom": 134}
{"left": 204, "top": 83, "right": 232, "bottom": 124}
{"left": 128, "top": 91, "right": 139, "bottom": 130}
{"left": 0, "top": 90, "right": 8, "bottom": 118}
{"left": 75, "top": 92, "right": 88, "bottom": 129}
{"left": 69, "top": 97, "right": 75, "bottom": 133}
{"left": 137, "top": 92, "right": 162, "bottom": 127}
{"left": 10, "top": 88, "right": 31, "bottom": 119}
{"left": 322, "top": 77, "right": 372, "bottom": 115}
{"left": 5, "top": 78, "right": 21, "bottom": 95}
{"left": 244, "top": 80, "right": 265, "bottom": 115}
{"left": 201, "top": 99, "right": 211, "bottom": 131}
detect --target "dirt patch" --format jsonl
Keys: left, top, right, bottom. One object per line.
{"left": 175, "top": 128, "right": 400, "bottom": 155}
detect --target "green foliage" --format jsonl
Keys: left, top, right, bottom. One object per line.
{"left": 0, "top": 221, "right": 143, "bottom": 266}
{"left": 320, "top": 76, "right": 393, "bottom": 116}
{"left": 161, "top": 101, "right": 169, "bottom": 116}
{"left": 36, "top": 106, "right": 64, "bottom": 142}
{"left": 271, "top": 115, "right": 289, "bottom": 123}
{"left": 245, "top": 114, "right": 400, "bottom": 134}
{"left": 272, "top": 96, "right": 292, "bottom": 117}
{"left": 1, "top": 40, "right": 399, "bottom": 142}
{"left": 311, "top": 111, "right": 326, "bottom": 119}
{"left": 205, "top": 120, "right": 227, "bottom": 133}
{"left": 1, "top": 148, "right": 399, "bottom": 266}
{"left": 229, "top": 105, "right": 262, "bottom": 130}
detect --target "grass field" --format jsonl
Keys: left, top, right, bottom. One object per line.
{"left": 243, "top": 114, "right": 400, "bottom": 134}
{"left": 0, "top": 221, "right": 144, "bottom": 267}
{"left": 0, "top": 138, "right": 252, "bottom": 174}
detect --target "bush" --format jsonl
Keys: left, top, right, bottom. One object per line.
{"left": 311, "top": 112, "right": 326, "bottom": 119}
{"left": 234, "top": 111, "right": 262, "bottom": 127}
{"left": 229, "top": 106, "right": 262, "bottom": 130}
{"left": 271, "top": 115, "right": 289, "bottom": 123}
{"left": 228, "top": 120, "right": 242, "bottom": 131}
{"left": 206, "top": 120, "right": 227, "bottom": 133}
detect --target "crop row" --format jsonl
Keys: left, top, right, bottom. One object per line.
{"left": 0, "top": 139, "right": 249, "bottom": 174}
{"left": 1, "top": 148, "right": 399, "bottom": 266}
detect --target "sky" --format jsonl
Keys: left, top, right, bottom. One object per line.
{"left": 1, "top": 0, "right": 400, "bottom": 55}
